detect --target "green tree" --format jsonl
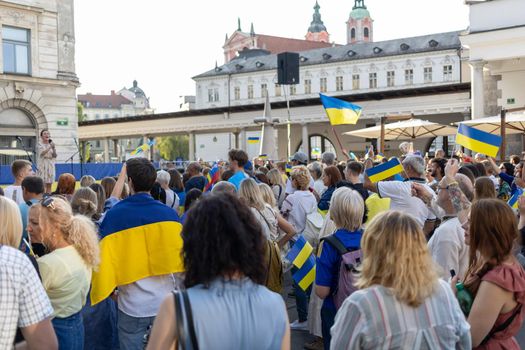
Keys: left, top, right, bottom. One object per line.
{"left": 77, "top": 101, "right": 86, "bottom": 122}
{"left": 157, "top": 135, "right": 189, "bottom": 160}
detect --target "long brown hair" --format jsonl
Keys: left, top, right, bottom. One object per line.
{"left": 465, "top": 199, "right": 518, "bottom": 294}
{"left": 323, "top": 165, "right": 342, "bottom": 187}
{"left": 474, "top": 177, "right": 496, "bottom": 200}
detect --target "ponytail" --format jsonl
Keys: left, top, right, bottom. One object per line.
{"left": 66, "top": 215, "right": 100, "bottom": 270}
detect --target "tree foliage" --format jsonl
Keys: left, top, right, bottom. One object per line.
{"left": 77, "top": 102, "right": 85, "bottom": 122}
{"left": 157, "top": 135, "right": 189, "bottom": 160}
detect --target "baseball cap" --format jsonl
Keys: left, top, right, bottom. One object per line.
{"left": 291, "top": 152, "right": 308, "bottom": 164}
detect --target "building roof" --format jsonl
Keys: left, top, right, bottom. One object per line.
{"left": 194, "top": 31, "right": 462, "bottom": 79}
{"left": 128, "top": 80, "right": 146, "bottom": 98}
{"left": 252, "top": 34, "right": 333, "bottom": 55}
{"left": 78, "top": 92, "right": 133, "bottom": 109}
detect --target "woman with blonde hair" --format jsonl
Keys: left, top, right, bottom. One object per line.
{"left": 453, "top": 199, "right": 525, "bottom": 348}
{"left": 267, "top": 168, "right": 286, "bottom": 209}
{"left": 331, "top": 210, "right": 470, "bottom": 349}
{"left": 239, "top": 178, "right": 294, "bottom": 243}
{"left": 258, "top": 182, "right": 277, "bottom": 210}
{"left": 27, "top": 196, "right": 100, "bottom": 349}
{"left": 0, "top": 195, "right": 23, "bottom": 247}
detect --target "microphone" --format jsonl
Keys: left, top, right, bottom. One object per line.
{"left": 16, "top": 136, "right": 22, "bottom": 142}
{"left": 48, "top": 139, "right": 53, "bottom": 143}
{"left": 74, "top": 138, "right": 79, "bottom": 147}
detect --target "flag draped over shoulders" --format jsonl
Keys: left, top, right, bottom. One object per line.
{"left": 91, "top": 193, "right": 184, "bottom": 305}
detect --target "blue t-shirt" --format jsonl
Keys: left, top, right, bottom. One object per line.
{"left": 315, "top": 228, "right": 362, "bottom": 310}
{"left": 228, "top": 171, "right": 248, "bottom": 191}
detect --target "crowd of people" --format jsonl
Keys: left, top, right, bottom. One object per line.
{"left": 1, "top": 143, "right": 525, "bottom": 350}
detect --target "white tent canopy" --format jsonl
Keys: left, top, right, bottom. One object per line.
{"left": 344, "top": 119, "right": 458, "bottom": 140}
{"left": 456, "top": 112, "right": 525, "bottom": 135}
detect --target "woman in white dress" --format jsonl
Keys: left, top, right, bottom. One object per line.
{"left": 37, "top": 129, "right": 57, "bottom": 194}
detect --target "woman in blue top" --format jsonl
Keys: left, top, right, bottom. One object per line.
{"left": 147, "top": 193, "right": 290, "bottom": 350}
{"left": 317, "top": 166, "right": 342, "bottom": 211}
{"left": 315, "top": 187, "right": 364, "bottom": 350}
{"left": 169, "top": 169, "right": 185, "bottom": 210}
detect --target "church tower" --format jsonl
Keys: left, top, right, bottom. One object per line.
{"left": 305, "top": 1, "right": 330, "bottom": 43}
{"left": 347, "top": 0, "right": 373, "bottom": 44}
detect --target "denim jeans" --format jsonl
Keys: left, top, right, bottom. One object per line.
{"left": 118, "top": 309, "right": 155, "bottom": 350}
{"left": 291, "top": 266, "right": 312, "bottom": 322}
{"left": 321, "top": 305, "right": 337, "bottom": 350}
{"left": 52, "top": 311, "right": 84, "bottom": 350}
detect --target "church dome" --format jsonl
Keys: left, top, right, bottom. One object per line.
{"left": 350, "top": 7, "right": 370, "bottom": 20}
{"left": 128, "top": 80, "right": 146, "bottom": 97}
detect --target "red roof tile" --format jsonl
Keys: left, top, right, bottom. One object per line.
{"left": 255, "top": 34, "right": 334, "bottom": 54}
{"left": 78, "top": 93, "right": 132, "bottom": 109}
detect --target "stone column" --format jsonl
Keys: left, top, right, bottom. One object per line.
{"left": 301, "top": 123, "right": 309, "bottom": 155}
{"left": 233, "top": 130, "right": 240, "bottom": 149}
{"left": 469, "top": 60, "right": 486, "bottom": 119}
{"left": 188, "top": 132, "right": 195, "bottom": 161}
{"left": 112, "top": 139, "right": 119, "bottom": 160}
{"left": 239, "top": 128, "right": 246, "bottom": 151}
{"left": 103, "top": 138, "right": 110, "bottom": 163}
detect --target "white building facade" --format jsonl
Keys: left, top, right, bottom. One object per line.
{"left": 0, "top": 0, "right": 79, "bottom": 165}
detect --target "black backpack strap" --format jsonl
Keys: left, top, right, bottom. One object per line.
{"left": 181, "top": 290, "right": 199, "bottom": 350}
{"left": 321, "top": 235, "right": 349, "bottom": 256}
{"left": 481, "top": 304, "right": 522, "bottom": 345}
{"left": 173, "top": 291, "right": 186, "bottom": 350}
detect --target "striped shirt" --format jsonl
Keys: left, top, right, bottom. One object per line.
{"left": 330, "top": 279, "right": 471, "bottom": 349}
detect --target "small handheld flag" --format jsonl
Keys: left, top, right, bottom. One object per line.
{"left": 285, "top": 164, "right": 292, "bottom": 173}
{"left": 248, "top": 137, "right": 260, "bottom": 144}
{"left": 204, "top": 164, "right": 220, "bottom": 192}
{"left": 131, "top": 139, "right": 155, "bottom": 156}
{"left": 320, "top": 94, "right": 362, "bottom": 125}
{"left": 365, "top": 157, "right": 404, "bottom": 183}
{"left": 455, "top": 124, "right": 501, "bottom": 158}
{"left": 286, "top": 235, "right": 316, "bottom": 291}
{"left": 508, "top": 188, "right": 523, "bottom": 209}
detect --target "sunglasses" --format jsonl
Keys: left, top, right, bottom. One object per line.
{"left": 40, "top": 196, "right": 56, "bottom": 210}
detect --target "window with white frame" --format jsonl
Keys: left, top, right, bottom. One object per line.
{"left": 387, "top": 71, "right": 395, "bottom": 87}
{"left": 320, "top": 77, "right": 327, "bottom": 93}
{"left": 424, "top": 67, "right": 433, "bottom": 83}
{"left": 2, "top": 26, "right": 30, "bottom": 75}
{"left": 336, "top": 76, "right": 344, "bottom": 91}
{"left": 207, "top": 88, "right": 219, "bottom": 102}
{"left": 275, "top": 84, "right": 281, "bottom": 97}
{"left": 234, "top": 86, "right": 240, "bottom": 100}
{"left": 247, "top": 85, "right": 254, "bottom": 99}
{"left": 290, "top": 85, "right": 296, "bottom": 95}
{"left": 214, "top": 89, "right": 219, "bottom": 102}
{"left": 443, "top": 65, "right": 453, "bottom": 81}
{"left": 352, "top": 74, "right": 360, "bottom": 89}
{"left": 304, "top": 79, "right": 312, "bottom": 94}
{"left": 404, "top": 69, "right": 414, "bottom": 85}
{"left": 261, "top": 83, "right": 268, "bottom": 97}
{"left": 369, "top": 73, "right": 377, "bottom": 89}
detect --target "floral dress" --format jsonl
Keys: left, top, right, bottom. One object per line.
{"left": 37, "top": 142, "right": 56, "bottom": 184}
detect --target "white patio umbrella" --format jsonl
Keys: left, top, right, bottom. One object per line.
{"left": 456, "top": 112, "right": 525, "bottom": 135}
{"left": 344, "top": 118, "right": 457, "bottom": 140}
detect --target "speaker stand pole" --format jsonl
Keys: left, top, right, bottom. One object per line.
{"left": 283, "top": 85, "right": 292, "bottom": 160}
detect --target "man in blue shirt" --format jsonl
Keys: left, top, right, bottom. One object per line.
{"left": 19, "top": 176, "right": 44, "bottom": 253}
{"left": 227, "top": 149, "right": 249, "bottom": 191}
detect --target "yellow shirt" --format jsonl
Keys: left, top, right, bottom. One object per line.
{"left": 365, "top": 193, "right": 391, "bottom": 225}
{"left": 38, "top": 245, "right": 91, "bottom": 318}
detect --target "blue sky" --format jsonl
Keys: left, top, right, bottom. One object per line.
{"left": 75, "top": 0, "right": 469, "bottom": 113}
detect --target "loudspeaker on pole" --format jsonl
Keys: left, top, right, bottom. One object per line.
{"left": 277, "top": 52, "right": 300, "bottom": 85}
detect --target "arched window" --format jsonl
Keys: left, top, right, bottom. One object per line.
{"left": 0, "top": 108, "right": 36, "bottom": 164}
{"left": 297, "top": 135, "right": 336, "bottom": 161}
{"left": 351, "top": 28, "right": 356, "bottom": 40}
{"left": 364, "top": 27, "right": 369, "bottom": 38}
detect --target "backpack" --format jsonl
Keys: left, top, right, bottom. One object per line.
{"left": 264, "top": 240, "right": 284, "bottom": 293}
{"left": 321, "top": 234, "right": 362, "bottom": 309}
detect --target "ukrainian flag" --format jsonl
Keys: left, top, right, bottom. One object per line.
{"left": 456, "top": 124, "right": 501, "bottom": 158}
{"left": 508, "top": 188, "right": 523, "bottom": 209}
{"left": 90, "top": 194, "right": 184, "bottom": 305}
{"left": 248, "top": 137, "right": 260, "bottom": 144}
{"left": 131, "top": 139, "right": 155, "bottom": 156}
{"left": 285, "top": 163, "right": 292, "bottom": 173}
{"left": 204, "top": 164, "right": 220, "bottom": 192}
{"left": 320, "top": 94, "right": 362, "bottom": 125}
{"left": 286, "top": 235, "right": 315, "bottom": 291}
{"left": 366, "top": 157, "right": 404, "bottom": 183}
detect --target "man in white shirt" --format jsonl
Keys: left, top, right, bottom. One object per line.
{"left": 4, "top": 159, "right": 34, "bottom": 205}
{"left": 364, "top": 155, "right": 436, "bottom": 235}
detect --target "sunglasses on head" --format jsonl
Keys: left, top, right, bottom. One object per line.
{"left": 40, "top": 196, "right": 56, "bottom": 210}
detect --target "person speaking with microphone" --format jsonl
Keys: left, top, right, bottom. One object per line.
{"left": 37, "top": 129, "right": 57, "bottom": 193}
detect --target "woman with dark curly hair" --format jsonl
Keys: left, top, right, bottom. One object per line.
{"left": 146, "top": 193, "right": 290, "bottom": 350}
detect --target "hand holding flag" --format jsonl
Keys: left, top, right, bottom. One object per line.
{"left": 455, "top": 124, "right": 501, "bottom": 158}
{"left": 365, "top": 157, "right": 404, "bottom": 183}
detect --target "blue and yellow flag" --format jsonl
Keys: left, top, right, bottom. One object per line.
{"left": 508, "top": 188, "right": 524, "bottom": 209}
{"left": 365, "top": 157, "right": 404, "bottom": 183}
{"left": 320, "top": 94, "right": 362, "bottom": 125}
{"left": 248, "top": 137, "right": 260, "bottom": 144}
{"left": 91, "top": 194, "right": 184, "bottom": 305}
{"left": 286, "top": 235, "right": 315, "bottom": 291}
{"left": 456, "top": 124, "right": 501, "bottom": 158}
{"left": 131, "top": 139, "right": 155, "bottom": 156}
